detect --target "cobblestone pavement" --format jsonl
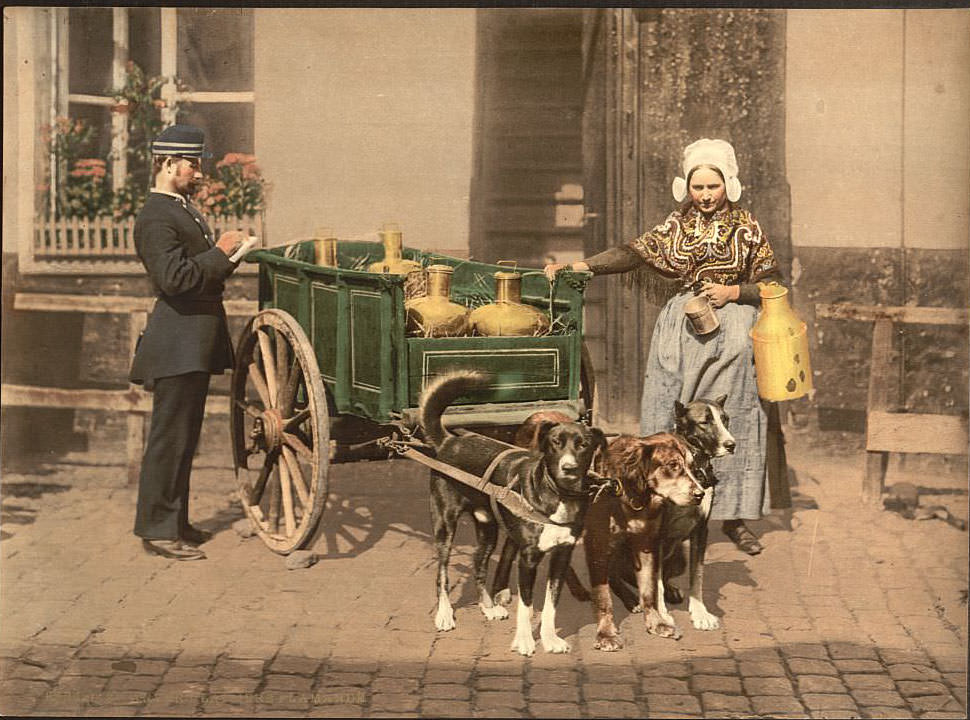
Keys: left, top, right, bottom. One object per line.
{"left": 0, "top": 430, "right": 966, "bottom": 718}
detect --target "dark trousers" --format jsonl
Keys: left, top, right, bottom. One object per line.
{"left": 134, "top": 372, "right": 210, "bottom": 540}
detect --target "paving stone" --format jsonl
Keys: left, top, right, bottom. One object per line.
{"left": 318, "top": 671, "right": 372, "bottom": 687}
{"left": 689, "top": 657, "right": 737, "bottom": 674}
{"left": 640, "top": 661, "right": 690, "bottom": 677}
{"left": 163, "top": 665, "right": 210, "bottom": 682}
{"left": 207, "top": 676, "right": 260, "bottom": 694}
{"left": 473, "top": 709, "right": 524, "bottom": 718}
{"left": 86, "top": 690, "right": 149, "bottom": 707}
{"left": 582, "top": 682, "right": 635, "bottom": 702}
{"left": 421, "top": 699, "right": 474, "bottom": 716}
{"left": 850, "top": 690, "right": 907, "bottom": 707}
{"left": 858, "top": 707, "right": 914, "bottom": 719}
{"left": 105, "top": 674, "right": 161, "bottom": 692}
{"left": 530, "top": 668, "right": 579, "bottom": 684}
{"left": 8, "top": 661, "right": 61, "bottom": 681}
{"left": 425, "top": 667, "right": 472, "bottom": 684}
{"left": 692, "top": 674, "right": 743, "bottom": 694}
{"left": 907, "top": 694, "right": 964, "bottom": 713}
{"left": 368, "top": 692, "right": 420, "bottom": 712}
{"left": 641, "top": 676, "right": 690, "bottom": 694}
{"left": 843, "top": 674, "right": 896, "bottom": 691}
{"left": 313, "top": 687, "right": 367, "bottom": 706}
{"left": 263, "top": 673, "right": 314, "bottom": 693}
{"left": 739, "top": 660, "right": 788, "bottom": 677}
{"left": 897, "top": 680, "right": 951, "bottom": 697}
{"left": 530, "top": 683, "right": 579, "bottom": 703}
{"left": 423, "top": 682, "right": 471, "bottom": 700}
{"left": 256, "top": 689, "right": 312, "bottom": 710}
{"left": 476, "top": 660, "right": 523, "bottom": 676}
{"left": 933, "top": 657, "right": 967, "bottom": 674}
{"left": 826, "top": 643, "right": 878, "bottom": 660}
{"left": 212, "top": 657, "right": 265, "bottom": 678}
{"left": 0, "top": 678, "right": 51, "bottom": 696}
{"left": 583, "top": 665, "right": 637, "bottom": 683}
{"left": 744, "top": 676, "right": 796, "bottom": 695}
{"left": 173, "top": 651, "right": 220, "bottom": 667}
{"left": 800, "top": 693, "right": 859, "bottom": 710}
{"left": 62, "top": 658, "right": 116, "bottom": 676}
{"left": 307, "top": 702, "right": 364, "bottom": 717}
{"left": 834, "top": 659, "right": 884, "bottom": 673}
{"left": 750, "top": 695, "right": 807, "bottom": 715}
{"left": 889, "top": 664, "right": 945, "bottom": 682}
{"left": 798, "top": 675, "right": 848, "bottom": 694}
{"left": 372, "top": 676, "right": 420, "bottom": 694}
{"left": 475, "top": 690, "right": 525, "bottom": 708}
{"left": 523, "top": 701, "right": 583, "bottom": 718}
{"left": 807, "top": 710, "right": 862, "bottom": 719}
{"left": 879, "top": 649, "right": 930, "bottom": 666}
{"left": 790, "top": 658, "right": 840, "bottom": 676}
{"left": 77, "top": 643, "right": 128, "bottom": 659}
{"left": 701, "top": 691, "right": 752, "bottom": 713}
{"left": 140, "top": 699, "right": 201, "bottom": 716}
{"left": 782, "top": 644, "right": 830, "bottom": 660}
{"left": 270, "top": 654, "right": 323, "bottom": 676}
{"left": 585, "top": 699, "right": 642, "bottom": 717}
{"left": 203, "top": 694, "right": 255, "bottom": 714}
{"left": 476, "top": 676, "right": 522, "bottom": 692}
{"left": 644, "top": 694, "right": 702, "bottom": 714}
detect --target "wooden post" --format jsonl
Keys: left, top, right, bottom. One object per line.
{"left": 127, "top": 310, "right": 148, "bottom": 485}
{"left": 862, "top": 318, "right": 894, "bottom": 505}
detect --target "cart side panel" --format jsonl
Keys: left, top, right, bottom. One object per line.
{"left": 406, "top": 335, "right": 573, "bottom": 407}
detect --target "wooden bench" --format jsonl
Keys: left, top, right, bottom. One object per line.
{"left": 815, "top": 303, "right": 969, "bottom": 504}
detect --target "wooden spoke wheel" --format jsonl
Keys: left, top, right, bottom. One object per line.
{"left": 230, "top": 309, "right": 329, "bottom": 554}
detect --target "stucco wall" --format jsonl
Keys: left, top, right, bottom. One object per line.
{"left": 253, "top": 9, "right": 477, "bottom": 256}
{"left": 787, "top": 9, "right": 970, "bottom": 251}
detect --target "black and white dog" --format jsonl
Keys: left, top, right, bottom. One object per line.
{"left": 609, "top": 395, "right": 736, "bottom": 633}
{"left": 420, "top": 371, "right": 605, "bottom": 656}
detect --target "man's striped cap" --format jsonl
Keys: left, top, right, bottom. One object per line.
{"left": 152, "top": 124, "right": 210, "bottom": 158}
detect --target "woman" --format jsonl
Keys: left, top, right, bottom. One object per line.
{"left": 545, "top": 138, "right": 784, "bottom": 554}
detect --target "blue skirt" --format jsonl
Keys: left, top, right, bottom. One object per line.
{"left": 639, "top": 291, "right": 770, "bottom": 521}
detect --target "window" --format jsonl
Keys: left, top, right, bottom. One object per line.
{"left": 49, "top": 7, "right": 255, "bottom": 209}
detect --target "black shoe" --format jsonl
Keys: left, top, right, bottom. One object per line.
{"left": 142, "top": 538, "right": 207, "bottom": 561}
{"left": 722, "top": 520, "right": 763, "bottom": 555}
{"left": 180, "top": 525, "right": 213, "bottom": 546}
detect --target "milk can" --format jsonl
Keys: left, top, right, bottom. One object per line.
{"left": 312, "top": 227, "right": 338, "bottom": 267}
{"left": 749, "top": 282, "right": 813, "bottom": 401}
{"left": 468, "top": 267, "right": 550, "bottom": 337}
{"left": 367, "top": 223, "right": 422, "bottom": 276}
{"left": 405, "top": 264, "right": 470, "bottom": 338}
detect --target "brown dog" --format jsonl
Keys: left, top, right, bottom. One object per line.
{"left": 496, "top": 413, "right": 703, "bottom": 649}
{"left": 583, "top": 432, "right": 702, "bottom": 649}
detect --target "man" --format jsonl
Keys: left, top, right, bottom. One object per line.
{"left": 129, "top": 124, "right": 244, "bottom": 561}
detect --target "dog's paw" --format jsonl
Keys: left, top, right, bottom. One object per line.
{"left": 510, "top": 631, "right": 536, "bottom": 657}
{"left": 664, "top": 582, "right": 684, "bottom": 605}
{"left": 628, "top": 602, "right": 643, "bottom": 614}
{"left": 689, "top": 599, "right": 719, "bottom": 630}
{"left": 494, "top": 588, "right": 512, "bottom": 606}
{"left": 480, "top": 603, "right": 509, "bottom": 621}
{"left": 645, "top": 610, "right": 682, "bottom": 640}
{"left": 593, "top": 632, "right": 624, "bottom": 652}
{"left": 541, "top": 634, "right": 571, "bottom": 654}
{"left": 434, "top": 604, "right": 456, "bottom": 632}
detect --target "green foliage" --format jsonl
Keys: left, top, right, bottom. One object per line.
{"left": 195, "top": 153, "right": 267, "bottom": 218}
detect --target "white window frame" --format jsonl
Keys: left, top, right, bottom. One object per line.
{"left": 23, "top": 7, "right": 256, "bottom": 274}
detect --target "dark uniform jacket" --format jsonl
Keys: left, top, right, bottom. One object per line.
{"left": 129, "top": 192, "right": 236, "bottom": 389}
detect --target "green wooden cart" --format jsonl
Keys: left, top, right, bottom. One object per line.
{"left": 230, "top": 240, "right": 594, "bottom": 554}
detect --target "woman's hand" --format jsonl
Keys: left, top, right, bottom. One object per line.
{"left": 543, "top": 261, "right": 590, "bottom": 282}
{"left": 700, "top": 281, "right": 739, "bottom": 308}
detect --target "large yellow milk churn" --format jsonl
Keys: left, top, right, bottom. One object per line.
{"left": 405, "top": 264, "right": 470, "bottom": 338}
{"left": 469, "top": 266, "right": 550, "bottom": 337}
{"left": 367, "top": 223, "right": 422, "bottom": 276}
{"left": 749, "top": 282, "right": 813, "bottom": 401}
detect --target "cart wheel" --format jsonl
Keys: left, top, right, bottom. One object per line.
{"left": 580, "top": 341, "right": 596, "bottom": 421}
{"left": 230, "top": 309, "right": 329, "bottom": 554}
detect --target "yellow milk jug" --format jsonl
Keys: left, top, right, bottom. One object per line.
{"left": 749, "top": 282, "right": 813, "bottom": 401}
{"left": 405, "top": 265, "right": 470, "bottom": 338}
{"left": 468, "top": 269, "right": 550, "bottom": 337}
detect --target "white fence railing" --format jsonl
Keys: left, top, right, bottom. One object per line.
{"left": 29, "top": 214, "right": 264, "bottom": 270}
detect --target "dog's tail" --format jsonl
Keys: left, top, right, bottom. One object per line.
{"left": 419, "top": 371, "right": 489, "bottom": 448}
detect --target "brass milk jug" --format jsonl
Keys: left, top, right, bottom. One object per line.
{"left": 405, "top": 265, "right": 470, "bottom": 338}
{"left": 749, "top": 282, "right": 813, "bottom": 401}
{"left": 367, "top": 223, "right": 422, "bottom": 276}
{"left": 469, "top": 269, "right": 551, "bottom": 337}
{"left": 313, "top": 227, "right": 338, "bottom": 267}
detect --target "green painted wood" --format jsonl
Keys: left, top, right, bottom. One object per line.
{"left": 245, "top": 241, "right": 589, "bottom": 424}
